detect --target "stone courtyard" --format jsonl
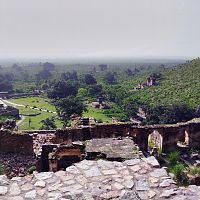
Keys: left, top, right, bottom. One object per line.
{"left": 1, "top": 157, "right": 200, "bottom": 200}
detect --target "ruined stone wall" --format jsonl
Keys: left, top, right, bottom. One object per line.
{"left": 53, "top": 123, "right": 133, "bottom": 144}
{"left": 187, "top": 123, "right": 200, "bottom": 147}
{"left": 0, "top": 130, "right": 33, "bottom": 154}
{"left": 3, "top": 120, "right": 200, "bottom": 155}
{"left": 51, "top": 122, "right": 200, "bottom": 152}
{"left": 90, "top": 123, "right": 131, "bottom": 138}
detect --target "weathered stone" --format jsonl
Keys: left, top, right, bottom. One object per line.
{"left": 148, "top": 190, "right": 157, "bottom": 199}
{"left": 24, "top": 190, "right": 37, "bottom": 199}
{"left": 11, "top": 177, "right": 22, "bottom": 181}
{"left": 21, "top": 183, "right": 33, "bottom": 191}
{"left": 150, "top": 168, "right": 168, "bottom": 178}
{"left": 120, "top": 169, "right": 130, "bottom": 175}
{"left": 63, "top": 179, "right": 76, "bottom": 185}
{"left": 102, "top": 169, "right": 117, "bottom": 175}
{"left": 171, "top": 195, "right": 186, "bottom": 200}
{"left": 55, "top": 171, "right": 66, "bottom": 177}
{"left": 48, "top": 182, "right": 63, "bottom": 191}
{"left": 160, "top": 189, "right": 177, "bottom": 198}
{"left": 0, "top": 186, "right": 8, "bottom": 195}
{"left": 135, "top": 180, "right": 149, "bottom": 191}
{"left": 159, "top": 179, "right": 176, "bottom": 187}
{"left": 149, "top": 177, "right": 159, "bottom": 183}
{"left": 139, "top": 169, "right": 147, "bottom": 174}
{"left": 84, "top": 166, "right": 102, "bottom": 177}
{"left": 59, "top": 174, "right": 74, "bottom": 182}
{"left": 34, "top": 180, "right": 46, "bottom": 188}
{"left": 124, "top": 159, "right": 140, "bottom": 166}
{"left": 124, "top": 175, "right": 133, "bottom": 180}
{"left": 97, "top": 160, "right": 114, "bottom": 169}
{"left": 34, "top": 172, "right": 53, "bottom": 180}
{"left": 123, "top": 180, "right": 134, "bottom": 189}
{"left": 65, "top": 166, "right": 80, "bottom": 174}
{"left": 142, "top": 156, "right": 160, "bottom": 167}
{"left": 59, "top": 184, "right": 83, "bottom": 193}
{"left": 47, "top": 192, "right": 62, "bottom": 199}
{"left": 9, "top": 196, "right": 24, "bottom": 200}
{"left": 36, "top": 188, "right": 46, "bottom": 196}
{"left": 100, "top": 190, "right": 120, "bottom": 199}
{"left": 112, "top": 182, "right": 124, "bottom": 190}
{"left": 75, "top": 160, "right": 91, "bottom": 170}
{"left": 9, "top": 182, "right": 21, "bottom": 196}
{"left": 137, "top": 191, "right": 148, "bottom": 199}
{"left": 0, "top": 175, "right": 9, "bottom": 186}
{"left": 75, "top": 176, "right": 88, "bottom": 185}
{"left": 129, "top": 164, "right": 141, "bottom": 172}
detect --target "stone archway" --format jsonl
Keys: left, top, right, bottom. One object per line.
{"left": 148, "top": 130, "right": 163, "bottom": 152}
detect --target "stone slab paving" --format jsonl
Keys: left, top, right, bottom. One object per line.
{"left": 1, "top": 157, "right": 200, "bottom": 200}
{"left": 85, "top": 138, "right": 140, "bottom": 160}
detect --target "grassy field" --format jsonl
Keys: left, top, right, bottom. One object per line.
{"left": 5, "top": 97, "right": 111, "bottom": 129}
{"left": 83, "top": 106, "right": 112, "bottom": 123}
{"left": 9, "top": 97, "right": 56, "bottom": 112}
{"left": 5, "top": 97, "right": 62, "bottom": 130}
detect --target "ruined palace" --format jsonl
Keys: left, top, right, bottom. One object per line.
{"left": 1, "top": 119, "right": 200, "bottom": 172}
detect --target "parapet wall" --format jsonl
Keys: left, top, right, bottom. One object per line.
{"left": 53, "top": 121, "right": 200, "bottom": 152}
{"left": 2, "top": 120, "right": 200, "bottom": 155}
{"left": 0, "top": 130, "right": 33, "bottom": 154}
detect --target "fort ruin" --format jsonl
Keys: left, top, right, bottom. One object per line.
{"left": 1, "top": 119, "right": 200, "bottom": 175}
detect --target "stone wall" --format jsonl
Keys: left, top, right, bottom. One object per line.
{"left": 52, "top": 121, "right": 200, "bottom": 153}
{"left": 0, "top": 130, "right": 33, "bottom": 155}
{"left": 2, "top": 120, "right": 200, "bottom": 156}
{"left": 0, "top": 106, "right": 19, "bottom": 118}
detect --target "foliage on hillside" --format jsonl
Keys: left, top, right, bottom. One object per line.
{"left": 125, "top": 59, "right": 200, "bottom": 110}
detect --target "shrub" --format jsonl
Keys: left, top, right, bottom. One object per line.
{"left": 28, "top": 165, "right": 36, "bottom": 174}
{"left": 167, "top": 151, "right": 180, "bottom": 166}
{"left": 171, "top": 164, "right": 185, "bottom": 180}
{"left": 148, "top": 139, "right": 155, "bottom": 149}
{"left": 0, "top": 164, "right": 4, "bottom": 175}
{"left": 188, "top": 166, "right": 200, "bottom": 176}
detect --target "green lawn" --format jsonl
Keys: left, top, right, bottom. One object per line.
{"left": 18, "top": 108, "right": 62, "bottom": 130}
{"left": 5, "top": 97, "right": 62, "bottom": 130}
{"left": 5, "top": 97, "right": 112, "bottom": 129}
{"left": 9, "top": 97, "right": 56, "bottom": 112}
{"left": 83, "top": 106, "right": 112, "bottom": 123}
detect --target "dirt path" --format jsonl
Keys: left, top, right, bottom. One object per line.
{"left": 16, "top": 115, "right": 26, "bottom": 126}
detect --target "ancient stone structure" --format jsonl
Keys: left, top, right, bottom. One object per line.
{"left": 0, "top": 92, "right": 9, "bottom": 99}
{"left": 1, "top": 158, "right": 200, "bottom": 199}
{"left": 0, "top": 100, "right": 19, "bottom": 118}
{"left": 0, "top": 130, "right": 33, "bottom": 155}
{"left": 52, "top": 121, "right": 200, "bottom": 153}
{"left": 146, "top": 77, "right": 156, "bottom": 86}
{"left": 2, "top": 120, "right": 200, "bottom": 157}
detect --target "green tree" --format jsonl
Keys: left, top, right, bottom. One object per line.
{"left": 40, "top": 118, "right": 57, "bottom": 130}
{"left": 55, "top": 96, "right": 86, "bottom": 121}
{"left": 84, "top": 74, "right": 97, "bottom": 85}
{"left": 104, "top": 72, "right": 117, "bottom": 84}
{"left": 48, "top": 80, "right": 79, "bottom": 99}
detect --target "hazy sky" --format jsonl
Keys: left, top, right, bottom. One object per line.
{"left": 0, "top": 0, "right": 200, "bottom": 60}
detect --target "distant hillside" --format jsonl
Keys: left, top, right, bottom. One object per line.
{"left": 126, "top": 58, "right": 200, "bottom": 109}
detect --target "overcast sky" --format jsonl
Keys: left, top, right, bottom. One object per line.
{"left": 0, "top": 0, "right": 199, "bottom": 60}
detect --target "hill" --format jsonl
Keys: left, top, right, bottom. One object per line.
{"left": 125, "top": 58, "right": 200, "bottom": 110}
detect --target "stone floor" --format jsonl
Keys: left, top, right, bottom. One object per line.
{"left": 85, "top": 137, "right": 141, "bottom": 160}
{"left": 1, "top": 157, "right": 200, "bottom": 199}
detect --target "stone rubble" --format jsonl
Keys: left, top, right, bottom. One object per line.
{"left": 1, "top": 157, "right": 200, "bottom": 199}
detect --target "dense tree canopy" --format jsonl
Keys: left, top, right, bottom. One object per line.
{"left": 55, "top": 96, "right": 86, "bottom": 121}
{"left": 0, "top": 74, "right": 13, "bottom": 92}
{"left": 48, "top": 80, "right": 79, "bottom": 99}
{"left": 84, "top": 74, "right": 97, "bottom": 85}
